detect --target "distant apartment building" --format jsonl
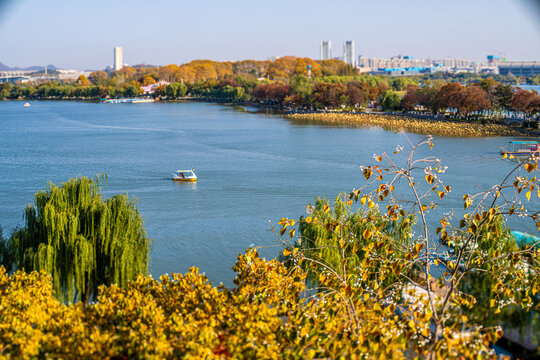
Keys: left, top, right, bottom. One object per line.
{"left": 343, "top": 41, "right": 355, "bottom": 66}
{"left": 320, "top": 41, "right": 332, "bottom": 60}
{"left": 114, "top": 47, "right": 123, "bottom": 71}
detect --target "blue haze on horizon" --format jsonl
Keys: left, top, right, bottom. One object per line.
{"left": 0, "top": 0, "right": 539, "bottom": 70}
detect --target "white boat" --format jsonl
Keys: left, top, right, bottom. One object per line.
{"left": 23, "top": 102, "right": 30, "bottom": 107}
{"left": 500, "top": 141, "right": 540, "bottom": 160}
{"left": 101, "top": 98, "right": 155, "bottom": 104}
{"left": 131, "top": 98, "right": 155, "bottom": 104}
{"left": 172, "top": 169, "right": 197, "bottom": 182}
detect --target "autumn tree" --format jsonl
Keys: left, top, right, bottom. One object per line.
{"left": 318, "top": 59, "right": 357, "bottom": 76}
{"left": 310, "top": 82, "right": 347, "bottom": 108}
{"left": 76, "top": 75, "right": 90, "bottom": 87}
{"left": 457, "top": 85, "right": 492, "bottom": 117}
{"left": 141, "top": 75, "right": 157, "bottom": 86}
{"left": 512, "top": 88, "right": 540, "bottom": 118}
{"left": 434, "top": 82, "right": 465, "bottom": 114}
{"left": 401, "top": 84, "right": 419, "bottom": 111}
{"left": 253, "top": 83, "right": 290, "bottom": 104}
{"left": 115, "top": 66, "right": 137, "bottom": 80}
{"left": 265, "top": 56, "right": 297, "bottom": 81}
{"left": 88, "top": 71, "right": 108, "bottom": 85}
{"left": 345, "top": 81, "right": 368, "bottom": 106}
{"left": 158, "top": 64, "right": 181, "bottom": 82}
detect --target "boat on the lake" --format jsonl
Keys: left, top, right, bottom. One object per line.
{"left": 500, "top": 140, "right": 540, "bottom": 160}
{"left": 101, "top": 98, "right": 155, "bottom": 104}
{"left": 172, "top": 169, "right": 197, "bottom": 182}
{"left": 23, "top": 102, "right": 30, "bottom": 107}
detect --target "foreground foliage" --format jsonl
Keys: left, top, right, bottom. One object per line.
{"left": 0, "top": 251, "right": 414, "bottom": 360}
{"left": 277, "top": 134, "right": 540, "bottom": 358}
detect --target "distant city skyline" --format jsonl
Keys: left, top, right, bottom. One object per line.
{"left": 0, "top": 0, "right": 539, "bottom": 70}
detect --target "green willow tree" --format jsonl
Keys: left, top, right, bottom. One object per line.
{"left": 8, "top": 175, "right": 151, "bottom": 305}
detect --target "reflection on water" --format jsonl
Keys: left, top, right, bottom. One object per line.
{"left": 0, "top": 101, "right": 537, "bottom": 286}
{"left": 173, "top": 181, "right": 198, "bottom": 190}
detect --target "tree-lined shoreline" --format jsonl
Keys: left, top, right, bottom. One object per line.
{"left": 2, "top": 57, "right": 538, "bottom": 130}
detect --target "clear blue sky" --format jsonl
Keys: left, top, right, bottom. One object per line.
{"left": 0, "top": 0, "right": 539, "bottom": 70}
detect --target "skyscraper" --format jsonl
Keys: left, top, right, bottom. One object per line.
{"left": 320, "top": 41, "right": 331, "bottom": 60}
{"left": 343, "top": 41, "right": 355, "bottom": 67}
{"left": 114, "top": 47, "right": 123, "bottom": 71}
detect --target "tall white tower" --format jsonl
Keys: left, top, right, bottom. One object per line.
{"left": 114, "top": 47, "right": 123, "bottom": 71}
{"left": 320, "top": 41, "right": 331, "bottom": 60}
{"left": 343, "top": 41, "right": 355, "bottom": 66}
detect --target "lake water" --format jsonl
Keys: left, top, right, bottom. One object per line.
{"left": 0, "top": 101, "right": 537, "bottom": 285}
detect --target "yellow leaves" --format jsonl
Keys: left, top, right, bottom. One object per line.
{"left": 279, "top": 218, "right": 297, "bottom": 237}
{"left": 526, "top": 189, "right": 531, "bottom": 201}
{"left": 375, "top": 155, "right": 382, "bottom": 162}
{"left": 360, "top": 196, "right": 367, "bottom": 207}
{"left": 368, "top": 199, "right": 375, "bottom": 209}
{"left": 300, "top": 326, "right": 309, "bottom": 337}
{"left": 305, "top": 216, "right": 312, "bottom": 223}
{"left": 363, "top": 168, "right": 373, "bottom": 180}
{"left": 362, "top": 228, "right": 372, "bottom": 240}
{"left": 524, "top": 162, "right": 537, "bottom": 173}
{"left": 282, "top": 248, "right": 291, "bottom": 257}
{"left": 425, "top": 174, "right": 434, "bottom": 185}
{"left": 319, "top": 274, "right": 327, "bottom": 285}
{"left": 323, "top": 204, "right": 330, "bottom": 213}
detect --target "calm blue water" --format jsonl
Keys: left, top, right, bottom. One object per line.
{"left": 0, "top": 101, "right": 537, "bottom": 285}
{"left": 518, "top": 84, "right": 540, "bottom": 92}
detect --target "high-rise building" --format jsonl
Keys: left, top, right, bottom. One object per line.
{"left": 114, "top": 47, "right": 123, "bottom": 71}
{"left": 320, "top": 41, "right": 331, "bottom": 60}
{"left": 343, "top": 41, "right": 355, "bottom": 66}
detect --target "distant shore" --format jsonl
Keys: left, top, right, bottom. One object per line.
{"left": 12, "top": 98, "right": 533, "bottom": 137}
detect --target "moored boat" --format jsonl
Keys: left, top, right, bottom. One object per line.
{"left": 172, "top": 169, "right": 197, "bottom": 182}
{"left": 101, "top": 98, "right": 155, "bottom": 104}
{"left": 500, "top": 141, "right": 540, "bottom": 160}
{"left": 23, "top": 102, "right": 30, "bottom": 107}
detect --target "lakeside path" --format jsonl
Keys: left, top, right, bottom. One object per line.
{"left": 285, "top": 113, "right": 522, "bottom": 137}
